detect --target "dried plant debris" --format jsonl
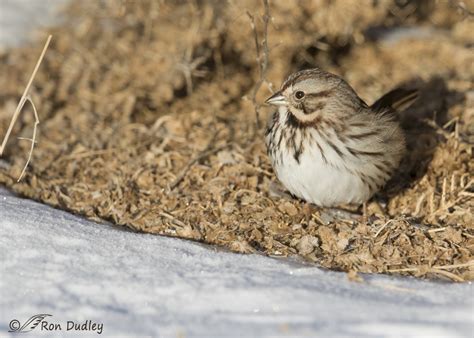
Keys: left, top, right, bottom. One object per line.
{"left": 1, "top": 0, "right": 473, "bottom": 281}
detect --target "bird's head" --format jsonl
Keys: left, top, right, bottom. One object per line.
{"left": 265, "top": 68, "right": 360, "bottom": 123}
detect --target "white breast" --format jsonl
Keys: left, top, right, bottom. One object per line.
{"left": 273, "top": 146, "right": 371, "bottom": 206}
{"left": 267, "top": 108, "right": 373, "bottom": 207}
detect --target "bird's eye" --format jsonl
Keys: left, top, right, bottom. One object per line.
{"left": 295, "top": 91, "right": 305, "bottom": 99}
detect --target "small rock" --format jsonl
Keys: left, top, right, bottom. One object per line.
{"left": 278, "top": 201, "right": 298, "bottom": 216}
{"left": 297, "top": 235, "right": 320, "bottom": 255}
{"left": 292, "top": 224, "right": 302, "bottom": 231}
{"left": 217, "top": 150, "right": 237, "bottom": 165}
{"left": 319, "top": 211, "right": 334, "bottom": 224}
{"left": 337, "top": 237, "right": 349, "bottom": 251}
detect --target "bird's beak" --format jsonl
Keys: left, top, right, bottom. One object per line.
{"left": 265, "top": 91, "right": 287, "bottom": 106}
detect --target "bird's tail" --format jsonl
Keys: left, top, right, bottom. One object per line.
{"left": 371, "top": 88, "right": 419, "bottom": 113}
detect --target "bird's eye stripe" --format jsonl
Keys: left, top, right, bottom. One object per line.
{"left": 305, "top": 90, "right": 333, "bottom": 98}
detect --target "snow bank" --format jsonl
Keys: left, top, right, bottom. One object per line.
{"left": 0, "top": 188, "right": 472, "bottom": 337}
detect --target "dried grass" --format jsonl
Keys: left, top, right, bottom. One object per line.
{"left": 0, "top": 35, "right": 51, "bottom": 181}
{"left": 0, "top": 0, "right": 472, "bottom": 281}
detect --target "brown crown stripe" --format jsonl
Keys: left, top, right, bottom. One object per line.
{"left": 280, "top": 69, "right": 334, "bottom": 91}
{"left": 281, "top": 72, "right": 311, "bottom": 91}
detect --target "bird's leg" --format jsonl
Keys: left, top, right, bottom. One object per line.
{"left": 268, "top": 180, "right": 294, "bottom": 200}
{"left": 370, "top": 200, "right": 387, "bottom": 217}
{"left": 302, "top": 202, "right": 316, "bottom": 223}
{"left": 315, "top": 205, "right": 361, "bottom": 223}
{"left": 362, "top": 202, "right": 368, "bottom": 223}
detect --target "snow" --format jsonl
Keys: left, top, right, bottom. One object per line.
{"left": 0, "top": 1, "right": 473, "bottom": 337}
{"left": 0, "top": 0, "right": 66, "bottom": 49}
{"left": 0, "top": 188, "right": 473, "bottom": 337}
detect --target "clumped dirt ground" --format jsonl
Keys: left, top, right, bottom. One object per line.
{"left": 0, "top": 0, "right": 473, "bottom": 281}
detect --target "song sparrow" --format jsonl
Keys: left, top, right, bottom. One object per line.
{"left": 265, "top": 68, "right": 417, "bottom": 207}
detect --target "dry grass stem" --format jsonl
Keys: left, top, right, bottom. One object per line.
{"left": 389, "top": 261, "right": 474, "bottom": 272}
{"left": 373, "top": 220, "right": 393, "bottom": 238}
{"left": 17, "top": 96, "right": 39, "bottom": 182}
{"left": 247, "top": 0, "right": 272, "bottom": 130}
{"left": 0, "top": 35, "right": 51, "bottom": 156}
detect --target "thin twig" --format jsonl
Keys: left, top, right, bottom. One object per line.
{"left": 17, "top": 96, "right": 39, "bottom": 182}
{"left": 0, "top": 35, "right": 51, "bottom": 156}
{"left": 427, "top": 227, "right": 447, "bottom": 233}
{"left": 176, "top": 51, "right": 208, "bottom": 95}
{"left": 247, "top": 0, "right": 272, "bottom": 130}
{"left": 159, "top": 211, "right": 186, "bottom": 227}
{"left": 388, "top": 260, "right": 474, "bottom": 272}
{"left": 429, "top": 269, "right": 465, "bottom": 282}
{"left": 374, "top": 220, "right": 392, "bottom": 238}
{"left": 434, "top": 261, "right": 474, "bottom": 270}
